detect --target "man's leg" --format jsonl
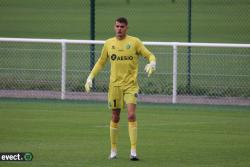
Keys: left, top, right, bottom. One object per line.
{"left": 127, "top": 103, "right": 139, "bottom": 161}
{"left": 109, "top": 109, "right": 120, "bottom": 159}
{"left": 108, "top": 85, "right": 123, "bottom": 159}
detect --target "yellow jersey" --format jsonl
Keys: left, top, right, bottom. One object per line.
{"left": 89, "top": 35, "right": 156, "bottom": 87}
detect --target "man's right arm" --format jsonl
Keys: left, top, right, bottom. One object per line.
{"left": 89, "top": 43, "right": 108, "bottom": 79}
{"left": 85, "top": 43, "right": 108, "bottom": 92}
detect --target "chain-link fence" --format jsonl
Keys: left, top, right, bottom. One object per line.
{"left": 0, "top": 38, "right": 250, "bottom": 105}
{"left": 176, "top": 46, "right": 250, "bottom": 105}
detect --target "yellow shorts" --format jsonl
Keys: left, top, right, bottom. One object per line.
{"left": 108, "top": 84, "right": 139, "bottom": 109}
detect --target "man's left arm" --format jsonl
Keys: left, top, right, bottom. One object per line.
{"left": 136, "top": 40, "right": 156, "bottom": 77}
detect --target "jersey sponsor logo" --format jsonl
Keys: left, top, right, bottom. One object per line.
{"left": 111, "top": 54, "right": 117, "bottom": 60}
{"left": 111, "top": 54, "right": 133, "bottom": 61}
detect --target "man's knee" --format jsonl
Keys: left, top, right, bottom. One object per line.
{"left": 128, "top": 113, "right": 136, "bottom": 122}
{"left": 112, "top": 115, "right": 120, "bottom": 123}
{"left": 112, "top": 109, "right": 120, "bottom": 123}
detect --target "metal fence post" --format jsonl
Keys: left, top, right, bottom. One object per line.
{"left": 172, "top": 44, "right": 178, "bottom": 104}
{"left": 187, "top": 0, "right": 192, "bottom": 94}
{"left": 90, "top": 0, "right": 95, "bottom": 90}
{"left": 61, "top": 41, "right": 66, "bottom": 100}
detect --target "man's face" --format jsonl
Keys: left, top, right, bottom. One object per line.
{"left": 114, "top": 21, "right": 128, "bottom": 40}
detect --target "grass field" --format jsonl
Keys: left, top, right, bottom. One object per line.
{"left": 0, "top": 98, "right": 250, "bottom": 167}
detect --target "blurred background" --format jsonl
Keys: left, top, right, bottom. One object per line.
{"left": 0, "top": 0, "right": 249, "bottom": 42}
{"left": 0, "top": 0, "right": 250, "bottom": 104}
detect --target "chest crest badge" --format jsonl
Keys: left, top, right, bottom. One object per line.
{"left": 126, "top": 44, "right": 131, "bottom": 49}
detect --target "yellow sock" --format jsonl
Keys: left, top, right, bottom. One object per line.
{"left": 110, "top": 121, "right": 119, "bottom": 150}
{"left": 128, "top": 121, "right": 137, "bottom": 150}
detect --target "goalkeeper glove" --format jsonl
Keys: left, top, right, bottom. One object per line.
{"left": 144, "top": 61, "right": 156, "bottom": 77}
{"left": 85, "top": 76, "right": 93, "bottom": 93}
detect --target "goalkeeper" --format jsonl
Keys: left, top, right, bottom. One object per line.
{"left": 85, "top": 17, "right": 156, "bottom": 161}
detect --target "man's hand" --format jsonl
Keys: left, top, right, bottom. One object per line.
{"left": 144, "top": 61, "right": 156, "bottom": 77}
{"left": 85, "top": 76, "right": 93, "bottom": 93}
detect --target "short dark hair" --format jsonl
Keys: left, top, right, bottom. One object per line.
{"left": 115, "top": 17, "right": 128, "bottom": 25}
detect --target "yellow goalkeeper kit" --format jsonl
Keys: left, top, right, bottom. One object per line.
{"left": 88, "top": 35, "right": 156, "bottom": 109}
